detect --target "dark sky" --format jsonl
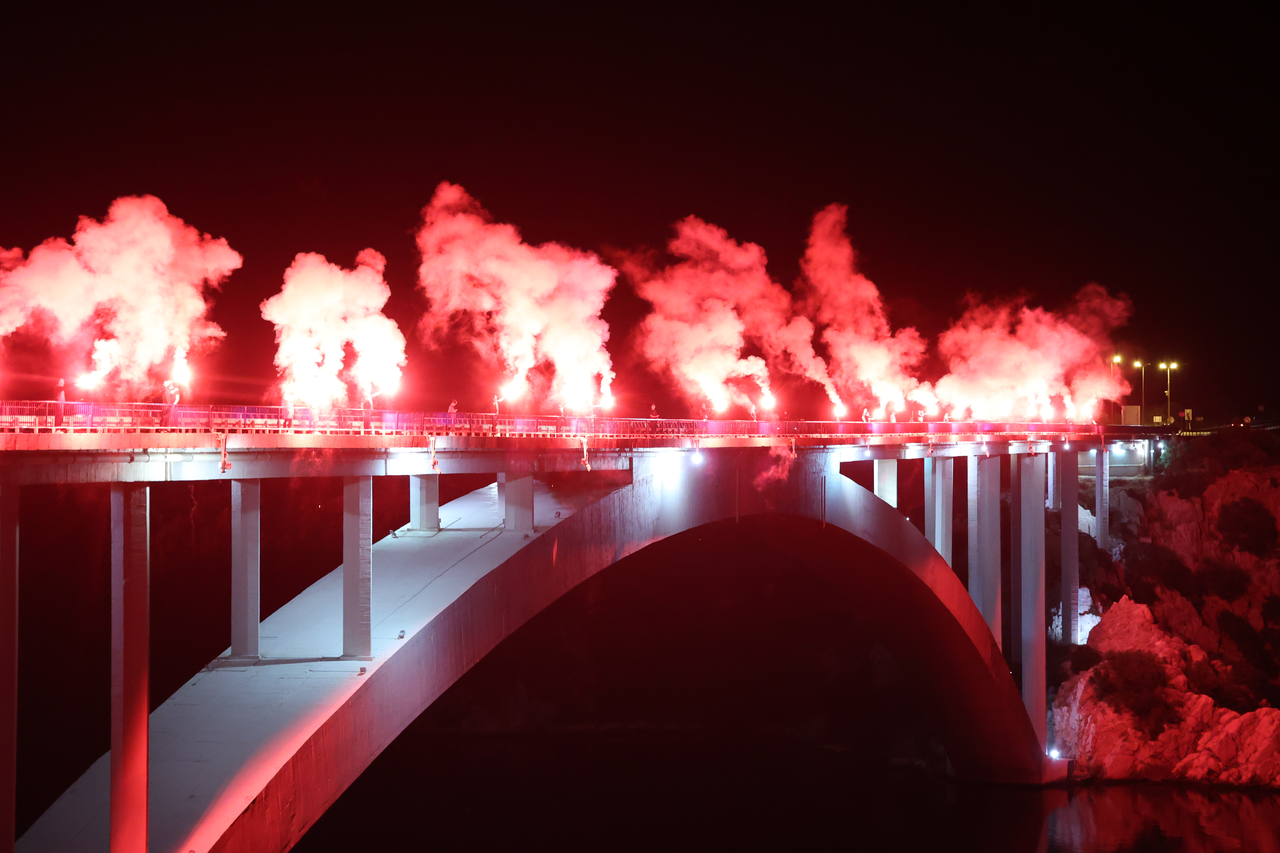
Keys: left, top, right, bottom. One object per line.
{"left": 2, "top": 8, "right": 1274, "bottom": 421}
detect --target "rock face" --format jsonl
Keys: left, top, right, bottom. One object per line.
{"left": 1053, "top": 597, "right": 1280, "bottom": 787}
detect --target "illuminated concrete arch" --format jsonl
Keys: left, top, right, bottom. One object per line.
{"left": 194, "top": 447, "right": 1047, "bottom": 852}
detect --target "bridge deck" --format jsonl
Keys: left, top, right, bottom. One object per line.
{"left": 18, "top": 481, "right": 619, "bottom": 853}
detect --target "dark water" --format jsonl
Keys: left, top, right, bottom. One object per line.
{"left": 293, "top": 730, "right": 1280, "bottom": 852}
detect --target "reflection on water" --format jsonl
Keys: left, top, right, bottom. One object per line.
{"left": 1050, "top": 783, "right": 1280, "bottom": 853}
{"left": 293, "top": 732, "right": 1280, "bottom": 852}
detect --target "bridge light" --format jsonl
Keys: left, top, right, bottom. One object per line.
{"left": 1049, "top": 748, "right": 1060, "bottom": 760}
{"left": 691, "top": 451, "right": 704, "bottom": 465}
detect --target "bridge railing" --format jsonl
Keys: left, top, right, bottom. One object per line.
{"left": 0, "top": 400, "right": 1159, "bottom": 441}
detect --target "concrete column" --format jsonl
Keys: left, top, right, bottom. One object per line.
{"left": 1009, "top": 454, "right": 1022, "bottom": 665}
{"left": 503, "top": 474, "right": 534, "bottom": 532}
{"left": 923, "top": 458, "right": 936, "bottom": 548}
{"left": 1020, "top": 454, "right": 1047, "bottom": 749}
{"left": 0, "top": 487, "right": 17, "bottom": 853}
{"left": 496, "top": 473, "right": 507, "bottom": 518}
{"left": 1046, "top": 452, "right": 1059, "bottom": 510}
{"left": 968, "top": 456, "right": 1002, "bottom": 647}
{"left": 873, "top": 459, "right": 898, "bottom": 508}
{"left": 409, "top": 473, "right": 440, "bottom": 531}
{"left": 1094, "top": 447, "right": 1110, "bottom": 552}
{"left": 110, "top": 483, "right": 149, "bottom": 853}
{"left": 231, "top": 479, "right": 261, "bottom": 659}
{"left": 1059, "top": 449, "right": 1080, "bottom": 645}
{"left": 932, "top": 457, "right": 954, "bottom": 566}
{"left": 342, "top": 476, "right": 372, "bottom": 659}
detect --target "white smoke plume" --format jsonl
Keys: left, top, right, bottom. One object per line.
{"left": 0, "top": 195, "right": 241, "bottom": 392}
{"left": 260, "top": 249, "right": 407, "bottom": 410}
{"left": 800, "top": 203, "right": 931, "bottom": 418}
{"left": 416, "top": 182, "right": 615, "bottom": 411}
{"left": 934, "top": 283, "right": 1132, "bottom": 421}
{"left": 630, "top": 216, "right": 837, "bottom": 414}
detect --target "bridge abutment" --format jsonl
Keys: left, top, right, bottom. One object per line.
{"left": 110, "top": 483, "right": 149, "bottom": 853}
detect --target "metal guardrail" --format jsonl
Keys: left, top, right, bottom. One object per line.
{"left": 0, "top": 400, "right": 1162, "bottom": 442}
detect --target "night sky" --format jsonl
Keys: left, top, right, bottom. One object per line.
{"left": 2, "top": 8, "right": 1274, "bottom": 421}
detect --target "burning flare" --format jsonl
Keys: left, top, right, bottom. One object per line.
{"left": 0, "top": 195, "right": 240, "bottom": 394}
{"left": 260, "top": 249, "right": 407, "bottom": 410}
{"left": 416, "top": 182, "right": 616, "bottom": 412}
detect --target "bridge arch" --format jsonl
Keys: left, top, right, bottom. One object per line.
{"left": 207, "top": 448, "right": 1045, "bottom": 852}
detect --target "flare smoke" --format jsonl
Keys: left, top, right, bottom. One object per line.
{"left": 416, "top": 182, "right": 615, "bottom": 410}
{"left": 800, "top": 203, "right": 930, "bottom": 416}
{"left": 0, "top": 195, "right": 241, "bottom": 391}
{"left": 631, "top": 216, "right": 836, "bottom": 413}
{"left": 934, "top": 284, "right": 1132, "bottom": 420}
{"left": 260, "top": 249, "right": 406, "bottom": 409}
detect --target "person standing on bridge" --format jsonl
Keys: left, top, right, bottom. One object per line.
{"left": 55, "top": 378, "right": 66, "bottom": 429}
{"left": 163, "top": 380, "right": 180, "bottom": 430}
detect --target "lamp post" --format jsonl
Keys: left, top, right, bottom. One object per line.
{"left": 1134, "top": 361, "right": 1146, "bottom": 424}
{"left": 1111, "top": 355, "right": 1122, "bottom": 421}
{"left": 1159, "top": 362, "right": 1178, "bottom": 423}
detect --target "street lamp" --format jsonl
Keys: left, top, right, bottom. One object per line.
{"left": 1159, "top": 362, "right": 1178, "bottom": 423}
{"left": 1133, "top": 361, "right": 1146, "bottom": 424}
{"left": 1111, "top": 355, "right": 1122, "bottom": 421}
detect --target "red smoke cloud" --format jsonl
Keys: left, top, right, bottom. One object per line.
{"left": 416, "top": 182, "right": 615, "bottom": 411}
{"left": 933, "top": 283, "right": 1132, "bottom": 421}
{"left": 800, "top": 203, "right": 931, "bottom": 417}
{"left": 0, "top": 195, "right": 241, "bottom": 393}
{"left": 630, "top": 216, "right": 837, "bottom": 414}
{"left": 260, "top": 249, "right": 406, "bottom": 410}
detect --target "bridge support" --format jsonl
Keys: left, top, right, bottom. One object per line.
{"left": 1009, "top": 455, "right": 1022, "bottom": 665}
{"left": 967, "top": 455, "right": 1001, "bottom": 647}
{"left": 110, "top": 483, "right": 149, "bottom": 853}
{"left": 872, "top": 459, "right": 897, "bottom": 508}
{"left": 1019, "top": 455, "right": 1047, "bottom": 749}
{"left": 503, "top": 474, "right": 534, "bottom": 532}
{"left": 924, "top": 457, "right": 953, "bottom": 565}
{"left": 1, "top": 488, "right": 16, "bottom": 853}
{"left": 342, "top": 476, "right": 372, "bottom": 660}
{"left": 1046, "top": 452, "right": 1059, "bottom": 510}
{"left": 409, "top": 473, "right": 440, "bottom": 531}
{"left": 1059, "top": 449, "right": 1080, "bottom": 645}
{"left": 1094, "top": 447, "right": 1110, "bottom": 552}
{"left": 231, "top": 480, "right": 261, "bottom": 659}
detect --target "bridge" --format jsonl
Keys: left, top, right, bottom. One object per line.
{"left": 0, "top": 402, "right": 1160, "bottom": 852}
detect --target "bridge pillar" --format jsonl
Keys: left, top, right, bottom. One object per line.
{"left": 503, "top": 474, "right": 534, "bottom": 532}
{"left": 110, "top": 483, "right": 149, "bottom": 853}
{"left": 409, "top": 473, "right": 440, "bottom": 531}
{"left": 1009, "top": 455, "right": 1022, "bottom": 666}
{"left": 931, "top": 457, "right": 953, "bottom": 565}
{"left": 967, "top": 455, "right": 1001, "bottom": 647}
{"left": 1019, "top": 455, "right": 1047, "bottom": 749}
{"left": 0, "top": 487, "right": 16, "bottom": 853}
{"left": 1094, "top": 446, "right": 1110, "bottom": 552}
{"left": 1046, "top": 452, "right": 1059, "bottom": 510}
{"left": 231, "top": 480, "right": 261, "bottom": 659}
{"left": 872, "top": 459, "right": 897, "bottom": 508}
{"left": 1059, "top": 449, "right": 1080, "bottom": 644}
{"left": 342, "top": 476, "right": 372, "bottom": 660}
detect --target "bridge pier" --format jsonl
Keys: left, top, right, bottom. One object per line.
{"left": 1009, "top": 455, "right": 1022, "bottom": 666}
{"left": 409, "top": 473, "right": 440, "bottom": 531}
{"left": 503, "top": 474, "right": 534, "bottom": 532}
{"left": 923, "top": 457, "right": 953, "bottom": 565}
{"left": 1059, "top": 449, "right": 1080, "bottom": 644}
{"left": 1019, "top": 455, "right": 1047, "bottom": 749}
{"left": 342, "top": 476, "right": 373, "bottom": 660}
{"left": 1094, "top": 447, "right": 1110, "bottom": 552}
{"left": 872, "top": 459, "right": 897, "bottom": 508}
{"left": 1, "top": 487, "right": 17, "bottom": 853}
{"left": 967, "top": 455, "right": 1001, "bottom": 647}
{"left": 110, "top": 483, "right": 149, "bottom": 853}
{"left": 231, "top": 479, "right": 261, "bottom": 659}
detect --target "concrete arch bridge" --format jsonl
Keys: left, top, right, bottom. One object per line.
{"left": 0, "top": 409, "right": 1159, "bottom": 852}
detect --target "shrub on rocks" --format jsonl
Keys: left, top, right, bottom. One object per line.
{"left": 1217, "top": 497, "right": 1278, "bottom": 557}
{"left": 1089, "top": 649, "right": 1183, "bottom": 738}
